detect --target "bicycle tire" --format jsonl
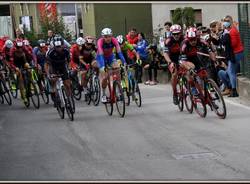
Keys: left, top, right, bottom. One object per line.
{"left": 56, "top": 94, "right": 65, "bottom": 119}
{"left": 93, "top": 76, "right": 101, "bottom": 106}
{"left": 62, "top": 87, "right": 74, "bottom": 121}
{"left": 105, "top": 82, "right": 113, "bottom": 116}
{"left": 184, "top": 80, "right": 193, "bottom": 113}
{"left": 177, "top": 79, "right": 184, "bottom": 112}
{"left": 30, "top": 81, "right": 40, "bottom": 109}
{"left": 40, "top": 79, "right": 49, "bottom": 104}
{"left": 207, "top": 79, "right": 227, "bottom": 119}
{"left": 114, "top": 80, "right": 125, "bottom": 118}
{"left": 191, "top": 87, "right": 207, "bottom": 118}
{"left": 0, "top": 80, "right": 12, "bottom": 105}
{"left": 9, "top": 73, "right": 18, "bottom": 99}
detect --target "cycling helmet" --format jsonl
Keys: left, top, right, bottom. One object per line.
{"left": 170, "top": 24, "right": 182, "bottom": 34}
{"left": 116, "top": 35, "right": 125, "bottom": 44}
{"left": 76, "top": 37, "right": 85, "bottom": 46}
{"left": 85, "top": 36, "right": 94, "bottom": 44}
{"left": 101, "top": 28, "right": 112, "bottom": 36}
{"left": 4, "top": 40, "right": 14, "bottom": 49}
{"left": 53, "top": 35, "right": 64, "bottom": 47}
{"left": 37, "top": 39, "right": 46, "bottom": 47}
{"left": 186, "top": 27, "right": 197, "bottom": 39}
{"left": 15, "top": 38, "right": 23, "bottom": 47}
{"left": 23, "top": 39, "right": 30, "bottom": 46}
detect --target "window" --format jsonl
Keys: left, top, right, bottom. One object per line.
{"left": 0, "top": 5, "right": 10, "bottom": 16}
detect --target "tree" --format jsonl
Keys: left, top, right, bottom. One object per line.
{"left": 39, "top": 4, "right": 73, "bottom": 42}
{"left": 172, "top": 7, "right": 195, "bottom": 28}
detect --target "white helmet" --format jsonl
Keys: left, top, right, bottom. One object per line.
{"left": 76, "top": 37, "right": 85, "bottom": 46}
{"left": 4, "top": 40, "right": 14, "bottom": 49}
{"left": 116, "top": 35, "right": 124, "bottom": 44}
{"left": 101, "top": 28, "right": 112, "bottom": 36}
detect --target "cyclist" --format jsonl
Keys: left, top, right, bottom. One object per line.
{"left": 96, "top": 28, "right": 126, "bottom": 103}
{"left": 1, "top": 40, "right": 14, "bottom": 65}
{"left": 116, "top": 35, "right": 140, "bottom": 64}
{"left": 33, "top": 39, "right": 48, "bottom": 72}
{"left": 163, "top": 24, "right": 184, "bottom": 105}
{"left": 70, "top": 36, "right": 98, "bottom": 96}
{"left": 9, "top": 38, "right": 34, "bottom": 104}
{"left": 179, "top": 27, "right": 216, "bottom": 96}
{"left": 45, "top": 35, "right": 71, "bottom": 107}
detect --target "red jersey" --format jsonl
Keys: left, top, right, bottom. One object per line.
{"left": 126, "top": 34, "right": 138, "bottom": 59}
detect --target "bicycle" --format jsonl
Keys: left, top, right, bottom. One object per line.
{"left": 51, "top": 74, "right": 75, "bottom": 121}
{"left": 176, "top": 65, "right": 193, "bottom": 113}
{"left": 20, "top": 66, "right": 40, "bottom": 109}
{"left": 103, "top": 64, "right": 126, "bottom": 118}
{"left": 70, "top": 67, "right": 82, "bottom": 101}
{"left": 0, "top": 66, "right": 12, "bottom": 106}
{"left": 85, "top": 66, "right": 101, "bottom": 106}
{"left": 188, "top": 67, "right": 227, "bottom": 119}
{"left": 120, "top": 63, "right": 142, "bottom": 107}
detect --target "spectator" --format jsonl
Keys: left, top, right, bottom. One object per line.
{"left": 144, "top": 44, "right": 160, "bottom": 85}
{"left": 217, "top": 19, "right": 239, "bottom": 97}
{"left": 126, "top": 28, "right": 139, "bottom": 62}
{"left": 136, "top": 32, "right": 149, "bottom": 83}
{"left": 164, "top": 22, "right": 172, "bottom": 39}
{"left": 15, "top": 28, "right": 24, "bottom": 39}
{"left": 223, "top": 15, "right": 244, "bottom": 74}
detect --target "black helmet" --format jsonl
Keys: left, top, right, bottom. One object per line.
{"left": 37, "top": 39, "right": 46, "bottom": 47}
{"left": 53, "top": 35, "right": 64, "bottom": 47}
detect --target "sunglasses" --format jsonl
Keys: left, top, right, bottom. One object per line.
{"left": 104, "top": 35, "right": 111, "bottom": 38}
{"left": 172, "top": 33, "right": 180, "bottom": 36}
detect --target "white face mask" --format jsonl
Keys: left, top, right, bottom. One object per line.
{"left": 54, "top": 41, "right": 62, "bottom": 46}
{"left": 17, "top": 42, "right": 23, "bottom": 47}
{"left": 40, "top": 43, "right": 46, "bottom": 47}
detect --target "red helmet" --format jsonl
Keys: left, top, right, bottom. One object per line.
{"left": 170, "top": 24, "right": 182, "bottom": 34}
{"left": 186, "top": 27, "right": 197, "bottom": 39}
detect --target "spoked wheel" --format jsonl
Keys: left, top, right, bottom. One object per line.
{"left": 0, "top": 80, "right": 12, "bottom": 105}
{"left": 191, "top": 86, "right": 207, "bottom": 118}
{"left": 8, "top": 74, "right": 18, "bottom": 99}
{"left": 29, "top": 81, "right": 40, "bottom": 109}
{"left": 184, "top": 80, "right": 193, "bottom": 113}
{"left": 207, "top": 79, "right": 227, "bottom": 119}
{"left": 0, "top": 95, "right": 3, "bottom": 104}
{"left": 133, "top": 82, "right": 142, "bottom": 107}
{"left": 62, "top": 87, "right": 74, "bottom": 121}
{"left": 71, "top": 75, "right": 81, "bottom": 101}
{"left": 85, "top": 80, "right": 92, "bottom": 105}
{"left": 92, "top": 76, "right": 101, "bottom": 106}
{"left": 114, "top": 81, "right": 125, "bottom": 118}
{"left": 104, "top": 83, "right": 113, "bottom": 116}
{"left": 40, "top": 79, "right": 49, "bottom": 104}
{"left": 177, "top": 79, "right": 184, "bottom": 112}
{"left": 56, "top": 95, "right": 64, "bottom": 119}
{"left": 123, "top": 88, "right": 130, "bottom": 106}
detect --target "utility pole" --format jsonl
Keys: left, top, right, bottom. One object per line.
{"left": 75, "top": 3, "right": 79, "bottom": 38}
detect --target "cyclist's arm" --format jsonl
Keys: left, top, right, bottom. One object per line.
{"left": 127, "top": 43, "right": 140, "bottom": 60}
{"left": 163, "top": 38, "right": 172, "bottom": 64}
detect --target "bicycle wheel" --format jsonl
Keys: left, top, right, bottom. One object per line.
{"left": 177, "top": 79, "right": 184, "bottom": 112}
{"left": 184, "top": 80, "right": 193, "bottom": 113}
{"left": 30, "top": 81, "right": 40, "bottom": 109}
{"left": 9, "top": 73, "right": 18, "bottom": 99}
{"left": 0, "top": 80, "right": 12, "bottom": 105}
{"left": 62, "top": 87, "right": 74, "bottom": 121}
{"left": 105, "top": 82, "right": 113, "bottom": 116}
{"left": 72, "top": 77, "right": 81, "bottom": 101}
{"left": 56, "top": 95, "right": 64, "bottom": 119}
{"left": 0, "top": 95, "right": 3, "bottom": 104}
{"left": 114, "top": 80, "right": 125, "bottom": 117}
{"left": 207, "top": 79, "right": 227, "bottom": 119}
{"left": 40, "top": 79, "right": 49, "bottom": 104}
{"left": 92, "top": 75, "right": 101, "bottom": 106}
{"left": 191, "top": 86, "right": 207, "bottom": 118}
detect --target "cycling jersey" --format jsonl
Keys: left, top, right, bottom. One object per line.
{"left": 10, "top": 46, "right": 33, "bottom": 69}
{"left": 180, "top": 38, "right": 212, "bottom": 70}
{"left": 33, "top": 46, "right": 48, "bottom": 69}
{"left": 96, "top": 37, "right": 126, "bottom": 69}
{"left": 1, "top": 46, "right": 11, "bottom": 62}
{"left": 46, "top": 47, "right": 70, "bottom": 81}
{"left": 164, "top": 36, "right": 184, "bottom": 64}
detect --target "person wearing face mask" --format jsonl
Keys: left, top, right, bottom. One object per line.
{"left": 217, "top": 19, "right": 239, "bottom": 97}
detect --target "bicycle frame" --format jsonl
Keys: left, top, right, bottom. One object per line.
{"left": 56, "top": 77, "right": 66, "bottom": 108}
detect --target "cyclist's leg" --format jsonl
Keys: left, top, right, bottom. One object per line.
{"left": 61, "top": 64, "right": 71, "bottom": 97}
{"left": 48, "top": 63, "right": 57, "bottom": 106}
{"left": 97, "top": 55, "right": 109, "bottom": 102}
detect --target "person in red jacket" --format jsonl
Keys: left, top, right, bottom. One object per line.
{"left": 223, "top": 15, "right": 244, "bottom": 74}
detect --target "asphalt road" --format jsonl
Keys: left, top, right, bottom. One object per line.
{"left": 0, "top": 84, "right": 250, "bottom": 181}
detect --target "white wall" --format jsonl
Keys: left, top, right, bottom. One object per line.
{"left": 152, "top": 3, "right": 238, "bottom": 34}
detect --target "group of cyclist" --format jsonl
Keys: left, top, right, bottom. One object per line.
{"left": 0, "top": 16, "right": 241, "bottom": 119}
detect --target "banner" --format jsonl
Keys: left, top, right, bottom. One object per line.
{"left": 38, "top": 2, "right": 57, "bottom": 23}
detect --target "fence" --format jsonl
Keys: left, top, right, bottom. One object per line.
{"left": 238, "top": 3, "right": 250, "bottom": 79}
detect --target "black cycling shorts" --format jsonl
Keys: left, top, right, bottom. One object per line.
{"left": 50, "top": 63, "right": 69, "bottom": 81}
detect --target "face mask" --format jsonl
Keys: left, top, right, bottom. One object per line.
{"left": 223, "top": 22, "right": 231, "bottom": 28}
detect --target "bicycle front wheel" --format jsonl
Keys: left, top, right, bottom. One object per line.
{"left": 207, "top": 79, "right": 227, "bottom": 119}
{"left": 93, "top": 75, "right": 101, "bottom": 106}
{"left": 30, "top": 81, "right": 40, "bottom": 109}
{"left": 0, "top": 80, "right": 12, "bottom": 105}
{"left": 191, "top": 89, "right": 207, "bottom": 118}
{"left": 184, "top": 80, "right": 193, "bottom": 113}
{"left": 62, "top": 87, "right": 74, "bottom": 121}
{"left": 177, "top": 79, "right": 184, "bottom": 112}
{"left": 114, "top": 81, "right": 125, "bottom": 117}
{"left": 105, "top": 83, "right": 113, "bottom": 116}
{"left": 134, "top": 81, "right": 142, "bottom": 107}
